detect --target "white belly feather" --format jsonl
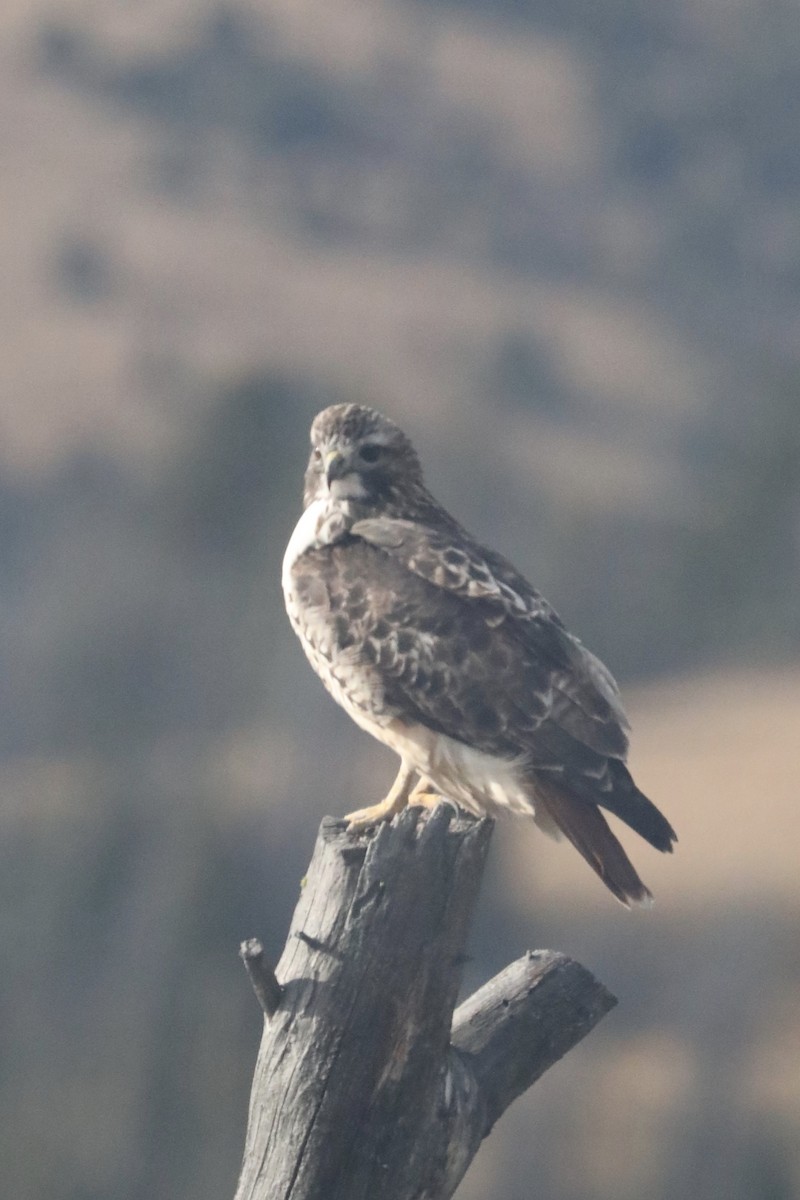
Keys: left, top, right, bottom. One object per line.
{"left": 382, "top": 720, "right": 536, "bottom": 821}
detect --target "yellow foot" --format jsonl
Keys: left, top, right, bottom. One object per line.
{"left": 344, "top": 763, "right": 415, "bottom": 833}
{"left": 344, "top": 798, "right": 403, "bottom": 832}
{"left": 408, "top": 781, "right": 444, "bottom": 810}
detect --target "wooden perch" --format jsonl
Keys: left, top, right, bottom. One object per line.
{"left": 233, "top": 806, "right": 616, "bottom": 1200}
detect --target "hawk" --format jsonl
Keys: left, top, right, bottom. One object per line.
{"left": 282, "top": 403, "right": 676, "bottom": 905}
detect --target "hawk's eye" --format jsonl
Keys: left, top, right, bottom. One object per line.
{"left": 359, "top": 443, "right": 383, "bottom": 464}
{"left": 311, "top": 447, "right": 322, "bottom": 463}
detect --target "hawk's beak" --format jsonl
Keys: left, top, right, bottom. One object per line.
{"left": 324, "top": 450, "right": 350, "bottom": 487}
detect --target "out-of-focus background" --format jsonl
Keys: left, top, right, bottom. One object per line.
{"left": 2, "top": 1, "right": 799, "bottom": 1197}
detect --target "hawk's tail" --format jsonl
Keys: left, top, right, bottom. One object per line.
{"left": 535, "top": 781, "right": 655, "bottom": 907}
{"left": 598, "top": 759, "right": 677, "bottom": 853}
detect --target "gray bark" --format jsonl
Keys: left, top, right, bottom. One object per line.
{"left": 234, "top": 805, "right": 616, "bottom": 1200}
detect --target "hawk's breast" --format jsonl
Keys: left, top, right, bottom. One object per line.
{"left": 282, "top": 503, "right": 400, "bottom": 738}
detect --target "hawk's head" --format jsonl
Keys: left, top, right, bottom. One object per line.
{"left": 304, "top": 404, "right": 424, "bottom": 510}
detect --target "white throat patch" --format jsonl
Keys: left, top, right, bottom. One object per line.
{"left": 328, "top": 474, "right": 367, "bottom": 502}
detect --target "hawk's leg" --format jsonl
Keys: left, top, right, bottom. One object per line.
{"left": 344, "top": 761, "right": 416, "bottom": 832}
{"left": 408, "top": 777, "right": 444, "bottom": 810}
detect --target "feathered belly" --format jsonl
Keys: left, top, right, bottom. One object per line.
{"left": 406, "top": 726, "right": 536, "bottom": 820}
{"left": 351, "top": 704, "right": 537, "bottom": 825}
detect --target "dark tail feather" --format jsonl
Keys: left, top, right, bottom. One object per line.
{"left": 597, "top": 760, "right": 677, "bottom": 853}
{"left": 537, "top": 782, "right": 653, "bottom": 907}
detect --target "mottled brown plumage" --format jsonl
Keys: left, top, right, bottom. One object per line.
{"left": 282, "top": 403, "right": 676, "bottom": 905}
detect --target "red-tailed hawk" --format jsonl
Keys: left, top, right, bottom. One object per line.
{"left": 282, "top": 404, "right": 676, "bottom": 905}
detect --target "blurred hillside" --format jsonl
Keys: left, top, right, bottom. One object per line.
{"left": 1, "top": 1, "right": 799, "bottom": 1199}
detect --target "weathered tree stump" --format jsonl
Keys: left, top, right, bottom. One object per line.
{"left": 234, "top": 805, "right": 616, "bottom": 1200}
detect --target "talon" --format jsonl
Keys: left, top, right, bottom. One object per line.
{"left": 409, "top": 785, "right": 443, "bottom": 810}
{"left": 343, "top": 762, "right": 416, "bottom": 833}
{"left": 344, "top": 800, "right": 399, "bottom": 833}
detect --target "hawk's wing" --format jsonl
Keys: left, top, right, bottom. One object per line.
{"left": 350, "top": 516, "right": 629, "bottom": 761}
{"left": 309, "top": 521, "right": 675, "bottom": 864}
